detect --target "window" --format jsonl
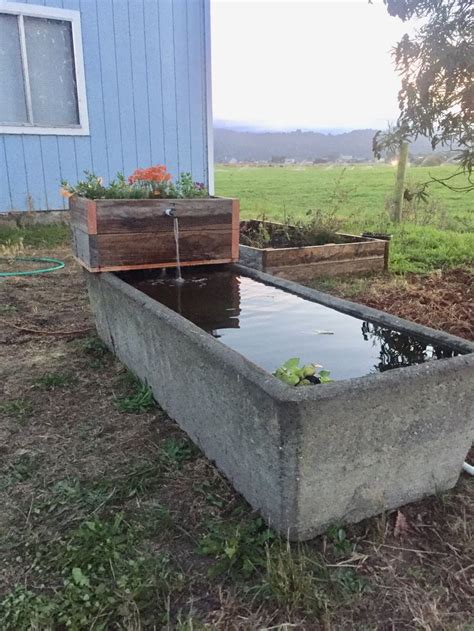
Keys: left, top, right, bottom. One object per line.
{"left": 0, "top": 2, "right": 89, "bottom": 135}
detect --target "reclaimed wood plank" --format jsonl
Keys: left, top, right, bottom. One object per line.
{"left": 384, "top": 241, "right": 390, "bottom": 270}
{"left": 69, "top": 195, "right": 239, "bottom": 271}
{"left": 69, "top": 198, "right": 97, "bottom": 234}
{"left": 267, "top": 256, "right": 385, "bottom": 281}
{"left": 96, "top": 212, "right": 232, "bottom": 234}
{"left": 96, "top": 229, "right": 233, "bottom": 266}
{"left": 94, "top": 198, "right": 234, "bottom": 233}
{"left": 231, "top": 200, "right": 240, "bottom": 260}
{"left": 71, "top": 224, "right": 98, "bottom": 268}
{"left": 264, "top": 240, "right": 386, "bottom": 267}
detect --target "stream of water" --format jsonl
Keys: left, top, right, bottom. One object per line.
{"left": 172, "top": 216, "right": 184, "bottom": 284}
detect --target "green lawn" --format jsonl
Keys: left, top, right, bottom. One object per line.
{"left": 215, "top": 164, "right": 474, "bottom": 273}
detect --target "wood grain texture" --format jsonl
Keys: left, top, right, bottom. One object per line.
{"left": 384, "top": 241, "right": 390, "bottom": 270}
{"left": 231, "top": 199, "right": 240, "bottom": 261}
{"left": 69, "top": 197, "right": 89, "bottom": 232}
{"left": 264, "top": 240, "right": 386, "bottom": 267}
{"left": 95, "top": 229, "right": 233, "bottom": 266}
{"left": 69, "top": 197, "right": 98, "bottom": 234}
{"left": 93, "top": 197, "right": 234, "bottom": 231}
{"left": 268, "top": 256, "right": 385, "bottom": 281}
{"left": 71, "top": 224, "right": 98, "bottom": 267}
{"left": 70, "top": 196, "right": 239, "bottom": 271}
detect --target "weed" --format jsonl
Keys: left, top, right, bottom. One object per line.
{"left": 198, "top": 516, "right": 274, "bottom": 578}
{"left": 240, "top": 210, "right": 344, "bottom": 249}
{"left": 257, "top": 542, "right": 367, "bottom": 614}
{"left": 34, "top": 371, "right": 75, "bottom": 390}
{"left": 326, "top": 525, "right": 354, "bottom": 558}
{"left": 80, "top": 335, "right": 111, "bottom": 369}
{"left": 257, "top": 540, "right": 330, "bottom": 614}
{"left": 0, "top": 453, "right": 41, "bottom": 491}
{"left": 161, "top": 436, "right": 197, "bottom": 465}
{"left": 0, "top": 587, "right": 55, "bottom": 630}
{"left": 115, "top": 382, "right": 156, "bottom": 413}
{"left": 34, "top": 478, "right": 116, "bottom": 521}
{"left": 332, "top": 567, "right": 367, "bottom": 595}
{"left": 0, "top": 304, "right": 18, "bottom": 314}
{"left": 32, "top": 467, "right": 167, "bottom": 526}
{"left": 0, "top": 514, "right": 180, "bottom": 630}
{"left": 0, "top": 237, "right": 25, "bottom": 258}
{"left": 173, "top": 611, "right": 204, "bottom": 630}
{"left": 198, "top": 480, "right": 228, "bottom": 509}
{"left": 49, "top": 463, "right": 164, "bottom": 510}
{"left": 81, "top": 335, "right": 109, "bottom": 356}
{"left": 0, "top": 398, "right": 33, "bottom": 423}
{"left": 137, "top": 503, "right": 174, "bottom": 535}
{"left": 0, "top": 224, "right": 69, "bottom": 248}
{"left": 115, "top": 459, "right": 163, "bottom": 498}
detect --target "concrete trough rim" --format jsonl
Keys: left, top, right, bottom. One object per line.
{"left": 101, "top": 267, "right": 474, "bottom": 405}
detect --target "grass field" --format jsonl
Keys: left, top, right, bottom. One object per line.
{"left": 215, "top": 164, "right": 473, "bottom": 273}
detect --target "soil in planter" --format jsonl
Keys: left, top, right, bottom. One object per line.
{"left": 124, "top": 267, "right": 461, "bottom": 382}
{"left": 240, "top": 220, "right": 347, "bottom": 249}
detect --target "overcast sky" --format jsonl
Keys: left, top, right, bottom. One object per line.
{"left": 211, "top": 0, "right": 418, "bottom": 130}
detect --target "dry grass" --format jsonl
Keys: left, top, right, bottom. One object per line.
{"left": 0, "top": 243, "right": 473, "bottom": 629}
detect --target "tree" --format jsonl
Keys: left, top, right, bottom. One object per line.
{"left": 393, "top": 141, "right": 410, "bottom": 222}
{"left": 374, "top": 0, "right": 473, "bottom": 193}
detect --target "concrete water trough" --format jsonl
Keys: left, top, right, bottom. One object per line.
{"left": 85, "top": 265, "right": 474, "bottom": 540}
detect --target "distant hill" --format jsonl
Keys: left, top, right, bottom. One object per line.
{"left": 213, "top": 127, "right": 435, "bottom": 162}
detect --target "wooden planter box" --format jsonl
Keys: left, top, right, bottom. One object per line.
{"left": 240, "top": 221, "right": 389, "bottom": 281}
{"left": 70, "top": 196, "right": 239, "bottom": 272}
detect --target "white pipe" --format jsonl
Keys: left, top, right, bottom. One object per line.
{"left": 463, "top": 461, "right": 474, "bottom": 476}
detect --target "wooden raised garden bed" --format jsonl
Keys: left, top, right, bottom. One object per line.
{"left": 70, "top": 197, "right": 240, "bottom": 272}
{"left": 239, "top": 220, "right": 389, "bottom": 281}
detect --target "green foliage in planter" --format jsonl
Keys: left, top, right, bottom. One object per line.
{"left": 240, "top": 208, "right": 345, "bottom": 249}
{"left": 61, "top": 168, "right": 208, "bottom": 201}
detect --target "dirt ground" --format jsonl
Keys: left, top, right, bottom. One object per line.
{"left": 1, "top": 246, "right": 473, "bottom": 629}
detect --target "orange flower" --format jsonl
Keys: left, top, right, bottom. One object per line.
{"left": 128, "top": 165, "right": 172, "bottom": 184}
{"left": 60, "top": 187, "right": 73, "bottom": 198}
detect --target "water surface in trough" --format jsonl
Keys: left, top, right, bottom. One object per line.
{"left": 127, "top": 267, "right": 457, "bottom": 380}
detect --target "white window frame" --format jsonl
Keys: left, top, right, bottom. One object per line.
{"left": 0, "top": 1, "right": 89, "bottom": 135}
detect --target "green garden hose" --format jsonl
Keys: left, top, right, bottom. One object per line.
{"left": 0, "top": 257, "right": 65, "bottom": 278}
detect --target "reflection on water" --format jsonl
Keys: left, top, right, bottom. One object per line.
{"left": 361, "top": 322, "right": 455, "bottom": 372}
{"left": 124, "top": 267, "right": 458, "bottom": 381}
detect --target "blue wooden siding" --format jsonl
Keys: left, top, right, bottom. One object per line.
{"left": 0, "top": 0, "right": 211, "bottom": 212}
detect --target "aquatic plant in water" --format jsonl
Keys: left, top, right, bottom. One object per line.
{"left": 273, "top": 358, "right": 331, "bottom": 386}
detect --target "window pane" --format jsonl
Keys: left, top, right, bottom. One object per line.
{"left": 0, "top": 13, "right": 28, "bottom": 124}
{"left": 24, "top": 17, "right": 79, "bottom": 126}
